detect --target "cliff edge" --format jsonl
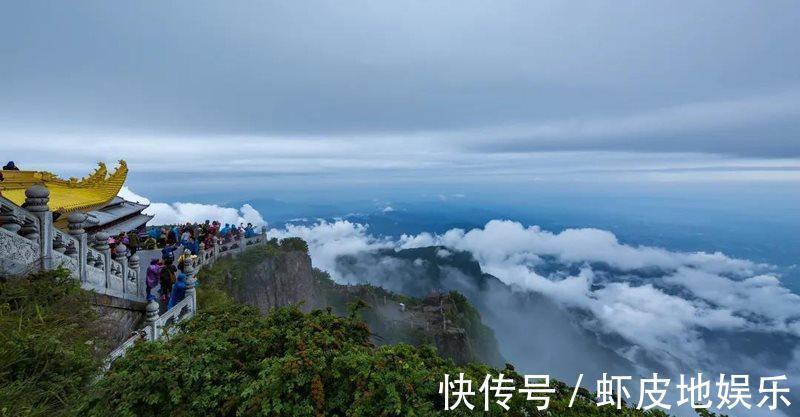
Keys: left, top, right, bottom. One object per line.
{"left": 198, "top": 240, "right": 504, "bottom": 366}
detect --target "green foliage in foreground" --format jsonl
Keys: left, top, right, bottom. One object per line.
{"left": 79, "top": 303, "right": 675, "bottom": 417}
{"left": 0, "top": 269, "right": 103, "bottom": 417}
{"left": 0, "top": 259, "right": 721, "bottom": 417}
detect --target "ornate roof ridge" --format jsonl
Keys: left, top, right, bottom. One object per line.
{"left": 1, "top": 160, "right": 131, "bottom": 215}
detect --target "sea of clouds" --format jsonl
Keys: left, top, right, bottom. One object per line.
{"left": 122, "top": 187, "right": 797, "bottom": 414}
{"left": 269, "top": 218, "right": 799, "bottom": 415}
{"left": 270, "top": 219, "right": 799, "bottom": 346}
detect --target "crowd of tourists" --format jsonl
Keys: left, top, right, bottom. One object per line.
{"left": 145, "top": 220, "right": 259, "bottom": 252}
{"left": 116, "top": 220, "right": 262, "bottom": 310}
{"left": 108, "top": 221, "right": 259, "bottom": 254}
{"left": 143, "top": 246, "right": 191, "bottom": 310}
{"left": 1, "top": 161, "right": 261, "bottom": 310}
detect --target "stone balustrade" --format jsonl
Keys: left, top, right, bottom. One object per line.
{"left": 1, "top": 185, "right": 268, "bottom": 367}
{"left": 0, "top": 186, "right": 146, "bottom": 302}
{"left": 0, "top": 194, "right": 41, "bottom": 276}
{"left": 106, "top": 226, "right": 267, "bottom": 367}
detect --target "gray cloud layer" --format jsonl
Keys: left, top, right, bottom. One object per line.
{"left": 2, "top": 1, "right": 799, "bottom": 163}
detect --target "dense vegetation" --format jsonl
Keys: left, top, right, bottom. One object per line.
{"left": 0, "top": 269, "right": 104, "bottom": 417}
{"left": 0, "top": 247, "right": 729, "bottom": 416}
{"left": 81, "top": 303, "right": 677, "bottom": 417}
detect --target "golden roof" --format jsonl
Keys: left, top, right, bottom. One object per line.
{"left": 1, "top": 160, "right": 128, "bottom": 215}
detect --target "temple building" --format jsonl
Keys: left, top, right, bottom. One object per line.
{"left": 0, "top": 160, "right": 152, "bottom": 234}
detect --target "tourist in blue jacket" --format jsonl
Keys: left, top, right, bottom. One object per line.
{"left": 161, "top": 244, "right": 178, "bottom": 263}
{"left": 167, "top": 272, "right": 187, "bottom": 309}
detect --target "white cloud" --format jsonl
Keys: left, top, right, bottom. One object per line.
{"left": 436, "top": 248, "right": 452, "bottom": 258}
{"left": 119, "top": 186, "right": 266, "bottom": 226}
{"left": 398, "top": 232, "right": 437, "bottom": 249}
{"left": 117, "top": 186, "right": 151, "bottom": 205}
{"left": 268, "top": 220, "right": 392, "bottom": 276}
{"left": 415, "top": 221, "right": 799, "bottom": 374}
{"left": 411, "top": 220, "right": 760, "bottom": 278}
{"left": 269, "top": 218, "right": 800, "bottom": 378}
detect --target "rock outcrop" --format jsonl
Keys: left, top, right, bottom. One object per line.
{"left": 224, "top": 250, "right": 325, "bottom": 313}
{"left": 202, "top": 245, "right": 504, "bottom": 366}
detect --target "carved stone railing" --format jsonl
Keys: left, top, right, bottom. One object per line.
{"left": 105, "top": 292, "right": 194, "bottom": 368}
{"left": 105, "top": 227, "right": 267, "bottom": 367}
{"left": 0, "top": 194, "right": 43, "bottom": 275}
{"left": 106, "top": 327, "right": 151, "bottom": 366}
{"left": 0, "top": 185, "right": 268, "bottom": 367}
{"left": 0, "top": 186, "right": 144, "bottom": 302}
{"left": 51, "top": 228, "right": 80, "bottom": 276}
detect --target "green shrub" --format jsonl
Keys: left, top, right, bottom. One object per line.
{"left": 0, "top": 269, "right": 103, "bottom": 417}
{"left": 0, "top": 254, "right": 720, "bottom": 417}
{"left": 279, "top": 237, "right": 309, "bottom": 253}
{"left": 79, "top": 303, "right": 681, "bottom": 417}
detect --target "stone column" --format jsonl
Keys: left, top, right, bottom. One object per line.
{"left": 114, "top": 243, "right": 129, "bottom": 295}
{"left": 145, "top": 297, "right": 160, "bottom": 341}
{"left": 67, "top": 212, "right": 88, "bottom": 282}
{"left": 93, "top": 232, "right": 111, "bottom": 289}
{"left": 128, "top": 252, "right": 142, "bottom": 298}
{"left": 24, "top": 185, "right": 52, "bottom": 270}
{"left": 183, "top": 253, "right": 197, "bottom": 313}
{"left": 198, "top": 243, "right": 206, "bottom": 266}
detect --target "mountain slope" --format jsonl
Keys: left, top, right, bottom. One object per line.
{"left": 198, "top": 242, "right": 504, "bottom": 366}
{"left": 335, "top": 245, "right": 640, "bottom": 383}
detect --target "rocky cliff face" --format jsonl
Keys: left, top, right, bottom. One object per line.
{"left": 201, "top": 245, "right": 503, "bottom": 366}
{"left": 223, "top": 250, "right": 326, "bottom": 314}
{"left": 318, "top": 282, "right": 503, "bottom": 366}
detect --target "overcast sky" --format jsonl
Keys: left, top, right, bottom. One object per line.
{"left": 1, "top": 1, "right": 799, "bottom": 195}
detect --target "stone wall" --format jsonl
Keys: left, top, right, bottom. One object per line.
{"left": 89, "top": 292, "right": 148, "bottom": 348}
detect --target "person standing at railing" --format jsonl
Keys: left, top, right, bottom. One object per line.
{"left": 177, "top": 249, "right": 192, "bottom": 272}
{"left": 197, "top": 223, "right": 207, "bottom": 251}
{"left": 184, "top": 237, "right": 198, "bottom": 255}
{"left": 127, "top": 230, "right": 139, "bottom": 255}
{"left": 180, "top": 226, "right": 190, "bottom": 245}
{"left": 166, "top": 227, "right": 177, "bottom": 246}
{"left": 203, "top": 232, "right": 215, "bottom": 251}
{"left": 159, "top": 258, "right": 176, "bottom": 304}
{"left": 145, "top": 259, "right": 162, "bottom": 297}
{"left": 161, "top": 244, "right": 178, "bottom": 263}
{"left": 167, "top": 272, "right": 187, "bottom": 309}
